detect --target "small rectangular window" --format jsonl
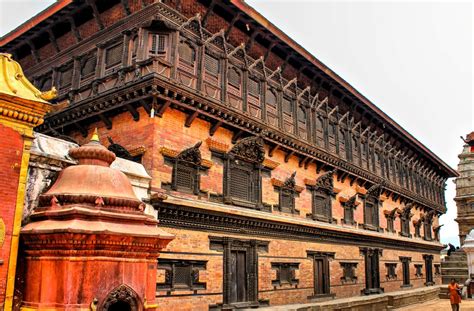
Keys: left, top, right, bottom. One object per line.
{"left": 271, "top": 263, "right": 299, "bottom": 286}
{"left": 150, "top": 34, "right": 168, "bottom": 56}
{"left": 157, "top": 259, "right": 206, "bottom": 291}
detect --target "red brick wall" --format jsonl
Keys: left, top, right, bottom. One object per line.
{"left": 0, "top": 124, "right": 24, "bottom": 305}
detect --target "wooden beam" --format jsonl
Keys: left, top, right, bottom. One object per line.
{"left": 125, "top": 104, "right": 139, "bottom": 121}
{"left": 47, "top": 28, "right": 60, "bottom": 53}
{"left": 299, "top": 156, "right": 309, "bottom": 168}
{"left": 27, "top": 40, "right": 40, "bottom": 64}
{"left": 86, "top": 0, "right": 104, "bottom": 30}
{"left": 121, "top": 0, "right": 131, "bottom": 15}
{"left": 202, "top": 0, "right": 216, "bottom": 27}
{"left": 268, "top": 145, "right": 279, "bottom": 157}
{"left": 99, "top": 114, "right": 112, "bottom": 130}
{"left": 304, "top": 158, "right": 313, "bottom": 169}
{"left": 231, "top": 130, "right": 244, "bottom": 144}
{"left": 225, "top": 12, "right": 242, "bottom": 40}
{"left": 210, "top": 120, "right": 223, "bottom": 136}
{"left": 284, "top": 151, "right": 294, "bottom": 163}
{"left": 316, "top": 163, "right": 326, "bottom": 174}
{"left": 68, "top": 16, "right": 81, "bottom": 43}
{"left": 157, "top": 101, "right": 171, "bottom": 117}
{"left": 185, "top": 111, "right": 199, "bottom": 127}
{"left": 140, "top": 100, "right": 151, "bottom": 114}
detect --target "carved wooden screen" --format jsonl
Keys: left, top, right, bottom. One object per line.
{"left": 58, "top": 64, "right": 73, "bottom": 96}
{"left": 297, "top": 105, "right": 308, "bottom": 140}
{"left": 149, "top": 33, "right": 168, "bottom": 58}
{"left": 177, "top": 41, "right": 196, "bottom": 88}
{"left": 328, "top": 122, "right": 337, "bottom": 154}
{"left": 227, "top": 67, "right": 242, "bottom": 110}
{"left": 315, "top": 116, "right": 325, "bottom": 147}
{"left": 352, "top": 136, "right": 360, "bottom": 165}
{"left": 247, "top": 77, "right": 261, "bottom": 119}
{"left": 338, "top": 128, "right": 346, "bottom": 160}
{"left": 80, "top": 53, "right": 96, "bottom": 86}
{"left": 265, "top": 87, "right": 279, "bottom": 127}
{"left": 282, "top": 97, "right": 294, "bottom": 134}
{"left": 104, "top": 42, "right": 123, "bottom": 75}
{"left": 203, "top": 53, "right": 221, "bottom": 100}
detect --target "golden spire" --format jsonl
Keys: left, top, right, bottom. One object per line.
{"left": 91, "top": 128, "right": 100, "bottom": 142}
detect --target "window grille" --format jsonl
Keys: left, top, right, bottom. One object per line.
{"left": 266, "top": 88, "right": 277, "bottom": 107}
{"left": 282, "top": 98, "right": 293, "bottom": 115}
{"left": 227, "top": 67, "right": 241, "bottom": 88}
{"left": 248, "top": 78, "right": 260, "bottom": 97}
{"left": 81, "top": 55, "right": 96, "bottom": 77}
{"left": 205, "top": 53, "right": 219, "bottom": 76}
{"left": 105, "top": 43, "right": 123, "bottom": 69}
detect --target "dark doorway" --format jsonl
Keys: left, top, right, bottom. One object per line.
{"left": 361, "top": 248, "right": 383, "bottom": 295}
{"left": 229, "top": 250, "right": 248, "bottom": 303}
{"left": 423, "top": 254, "right": 434, "bottom": 285}
{"left": 400, "top": 257, "right": 411, "bottom": 287}
{"left": 314, "top": 257, "right": 330, "bottom": 295}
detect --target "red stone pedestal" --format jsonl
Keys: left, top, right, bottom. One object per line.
{"left": 19, "top": 134, "right": 173, "bottom": 310}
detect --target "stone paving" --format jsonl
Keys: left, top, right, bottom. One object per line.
{"left": 394, "top": 298, "right": 474, "bottom": 310}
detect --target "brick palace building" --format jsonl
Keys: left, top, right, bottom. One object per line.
{"left": 0, "top": 0, "right": 458, "bottom": 310}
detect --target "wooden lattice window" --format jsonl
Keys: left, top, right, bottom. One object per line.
{"left": 340, "top": 262, "right": 358, "bottom": 283}
{"left": 282, "top": 98, "right": 293, "bottom": 115}
{"left": 178, "top": 41, "right": 195, "bottom": 64}
{"left": 105, "top": 43, "right": 123, "bottom": 69}
{"left": 308, "top": 171, "right": 334, "bottom": 223}
{"left": 81, "top": 54, "right": 96, "bottom": 78}
{"left": 363, "top": 186, "right": 381, "bottom": 230}
{"left": 157, "top": 259, "right": 206, "bottom": 291}
{"left": 58, "top": 66, "right": 73, "bottom": 88}
{"left": 386, "top": 215, "right": 395, "bottom": 233}
{"left": 204, "top": 53, "right": 220, "bottom": 76}
{"left": 248, "top": 78, "right": 260, "bottom": 98}
{"left": 271, "top": 263, "right": 299, "bottom": 286}
{"left": 150, "top": 33, "right": 168, "bottom": 57}
{"left": 173, "top": 161, "right": 199, "bottom": 194}
{"left": 228, "top": 160, "right": 258, "bottom": 203}
{"left": 266, "top": 88, "right": 277, "bottom": 107}
{"left": 297, "top": 106, "right": 306, "bottom": 124}
{"left": 227, "top": 67, "right": 241, "bottom": 88}
{"left": 313, "top": 192, "right": 331, "bottom": 221}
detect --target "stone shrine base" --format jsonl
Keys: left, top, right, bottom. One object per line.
{"left": 250, "top": 286, "right": 442, "bottom": 311}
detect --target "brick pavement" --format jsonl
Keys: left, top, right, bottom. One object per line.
{"left": 394, "top": 298, "right": 474, "bottom": 310}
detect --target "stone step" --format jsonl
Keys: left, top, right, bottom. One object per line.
{"left": 441, "top": 262, "right": 468, "bottom": 268}
{"left": 439, "top": 287, "right": 450, "bottom": 299}
{"left": 441, "top": 267, "right": 469, "bottom": 274}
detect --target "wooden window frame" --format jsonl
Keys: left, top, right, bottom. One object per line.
{"left": 271, "top": 262, "right": 299, "bottom": 287}
{"left": 157, "top": 259, "right": 207, "bottom": 292}
{"left": 307, "top": 251, "right": 335, "bottom": 299}
{"left": 340, "top": 262, "right": 358, "bottom": 284}
{"left": 307, "top": 171, "right": 335, "bottom": 223}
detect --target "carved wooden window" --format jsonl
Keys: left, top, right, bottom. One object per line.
{"left": 223, "top": 136, "right": 264, "bottom": 209}
{"left": 328, "top": 122, "right": 336, "bottom": 153}
{"left": 414, "top": 264, "right": 423, "bottom": 277}
{"left": 80, "top": 54, "right": 96, "bottom": 78}
{"left": 340, "top": 262, "right": 358, "bottom": 283}
{"left": 266, "top": 87, "right": 279, "bottom": 128}
{"left": 414, "top": 220, "right": 421, "bottom": 238}
{"left": 315, "top": 116, "right": 325, "bottom": 146}
{"left": 399, "top": 206, "right": 412, "bottom": 238}
{"left": 210, "top": 237, "right": 268, "bottom": 307}
{"left": 282, "top": 97, "right": 294, "bottom": 133}
{"left": 400, "top": 257, "right": 411, "bottom": 287}
{"left": 297, "top": 105, "right": 307, "bottom": 140}
{"left": 360, "top": 247, "right": 383, "bottom": 295}
{"left": 149, "top": 33, "right": 168, "bottom": 59}
{"left": 157, "top": 259, "right": 206, "bottom": 291}
{"left": 58, "top": 65, "right": 73, "bottom": 89}
{"left": 247, "top": 77, "right": 261, "bottom": 119}
{"left": 385, "top": 263, "right": 397, "bottom": 280}
{"left": 104, "top": 42, "right": 123, "bottom": 73}
{"left": 178, "top": 41, "right": 195, "bottom": 64}
{"left": 338, "top": 128, "right": 346, "bottom": 159}
{"left": 423, "top": 255, "right": 434, "bottom": 285}
{"left": 227, "top": 67, "right": 242, "bottom": 110}
{"left": 363, "top": 185, "right": 381, "bottom": 230}
{"left": 307, "top": 251, "right": 334, "bottom": 297}
{"left": 205, "top": 53, "right": 220, "bottom": 76}
{"left": 274, "top": 173, "right": 300, "bottom": 214}
{"left": 423, "top": 218, "right": 433, "bottom": 241}
{"left": 174, "top": 161, "right": 198, "bottom": 193}
{"left": 351, "top": 136, "right": 360, "bottom": 164}
{"left": 342, "top": 195, "right": 357, "bottom": 225}
{"left": 385, "top": 211, "right": 396, "bottom": 233}
{"left": 308, "top": 171, "right": 334, "bottom": 223}
{"left": 271, "top": 263, "right": 299, "bottom": 286}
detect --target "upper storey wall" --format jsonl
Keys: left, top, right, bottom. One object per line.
{"left": 0, "top": 0, "right": 451, "bottom": 212}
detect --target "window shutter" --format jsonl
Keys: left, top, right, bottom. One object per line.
{"left": 227, "top": 67, "right": 241, "bottom": 88}
{"left": 205, "top": 53, "right": 219, "bottom": 76}
{"left": 314, "top": 195, "right": 326, "bottom": 216}
{"left": 248, "top": 78, "right": 260, "bottom": 97}
{"left": 281, "top": 190, "right": 293, "bottom": 210}
{"left": 229, "top": 166, "right": 250, "bottom": 201}
{"left": 174, "top": 265, "right": 192, "bottom": 287}
{"left": 266, "top": 89, "right": 277, "bottom": 107}
{"left": 81, "top": 55, "right": 96, "bottom": 77}
{"left": 105, "top": 43, "right": 123, "bottom": 68}
{"left": 175, "top": 162, "right": 195, "bottom": 191}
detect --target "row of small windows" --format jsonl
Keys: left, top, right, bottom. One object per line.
{"left": 167, "top": 143, "right": 437, "bottom": 241}
{"left": 35, "top": 29, "right": 442, "bottom": 205}
{"left": 157, "top": 251, "right": 437, "bottom": 297}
